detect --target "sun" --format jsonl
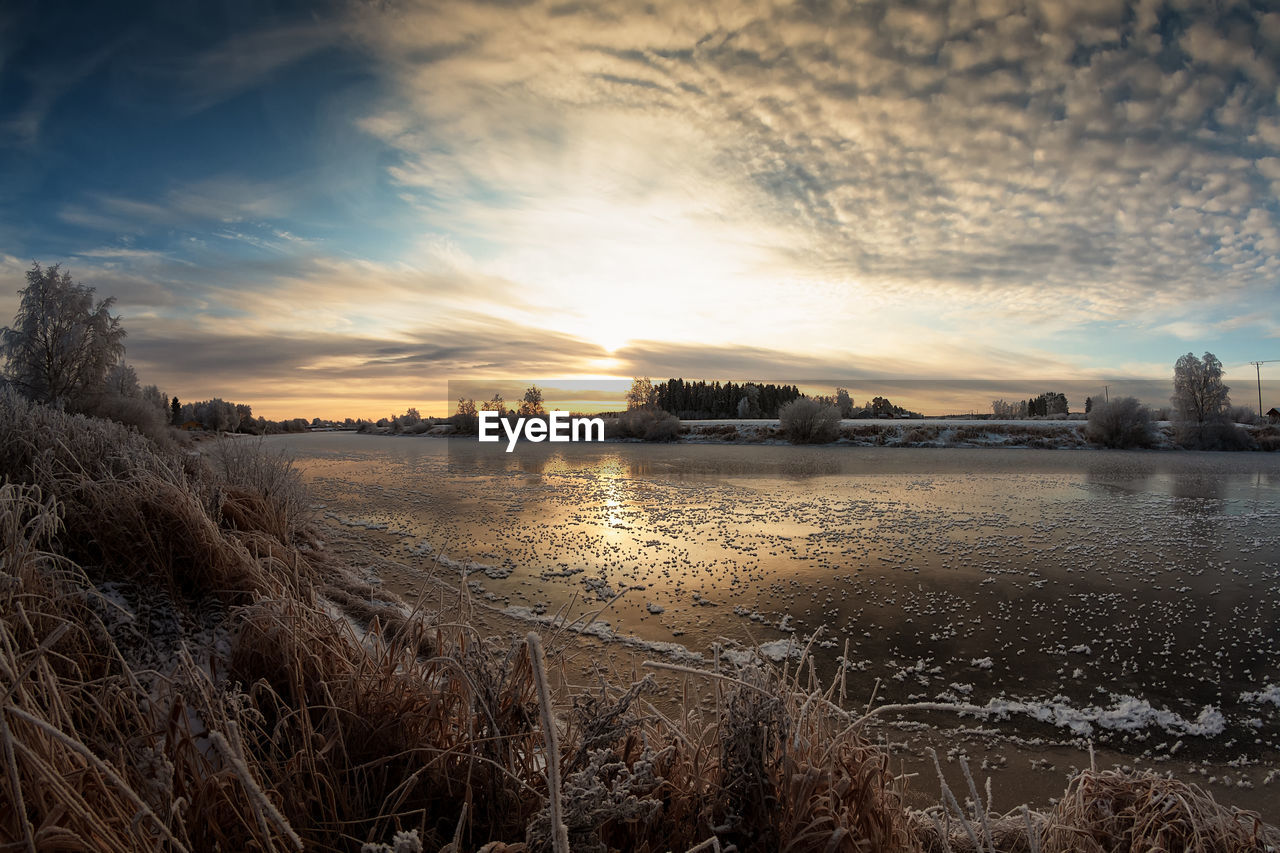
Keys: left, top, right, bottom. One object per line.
{"left": 578, "top": 310, "right": 635, "bottom": 354}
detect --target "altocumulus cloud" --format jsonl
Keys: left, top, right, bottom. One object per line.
{"left": 355, "top": 0, "right": 1280, "bottom": 323}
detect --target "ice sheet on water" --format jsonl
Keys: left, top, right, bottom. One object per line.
{"left": 1239, "top": 684, "right": 1280, "bottom": 707}
{"left": 721, "top": 639, "right": 803, "bottom": 666}
{"left": 407, "top": 541, "right": 513, "bottom": 579}
{"left": 501, "top": 605, "right": 705, "bottom": 664}
{"left": 979, "top": 695, "right": 1226, "bottom": 738}
{"left": 327, "top": 512, "right": 390, "bottom": 531}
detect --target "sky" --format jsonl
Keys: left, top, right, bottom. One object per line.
{"left": 2, "top": 0, "right": 1279, "bottom": 418}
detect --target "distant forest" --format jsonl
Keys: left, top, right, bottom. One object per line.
{"left": 637, "top": 378, "right": 923, "bottom": 420}
{"left": 653, "top": 378, "right": 803, "bottom": 419}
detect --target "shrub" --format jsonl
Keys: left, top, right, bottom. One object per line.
{"left": 1174, "top": 421, "right": 1255, "bottom": 451}
{"left": 1086, "top": 397, "right": 1153, "bottom": 449}
{"left": 1256, "top": 426, "right": 1280, "bottom": 452}
{"left": 0, "top": 387, "right": 195, "bottom": 488}
{"left": 608, "top": 408, "right": 681, "bottom": 441}
{"left": 1226, "top": 405, "right": 1259, "bottom": 425}
{"left": 0, "top": 389, "right": 302, "bottom": 603}
{"left": 779, "top": 397, "right": 840, "bottom": 444}
{"left": 88, "top": 392, "right": 176, "bottom": 449}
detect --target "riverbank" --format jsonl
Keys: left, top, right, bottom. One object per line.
{"left": 357, "top": 416, "right": 1280, "bottom": 451}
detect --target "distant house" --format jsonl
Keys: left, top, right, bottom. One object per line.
{"left": 181, "top": 420, "right": 203, "bottom": 431}
{"left": 1268, "top": 407, "right": 1280, "bottom": 424}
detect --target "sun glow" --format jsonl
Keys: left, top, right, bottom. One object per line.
{"left": 481, "top": 193, "right": 796, "bottom": 353}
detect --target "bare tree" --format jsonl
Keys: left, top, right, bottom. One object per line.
{"left": 626, "top": 377, "right": 656, "bottom": 410}
{"left": 1171, "top": 352, "right": 1252, "bottom": 449}
{"left": 104, "top": 361, "right": 140, "bottom": 398}
{"left": 141, "top": 384, "right": 168, "bottom": 416}
{"left": 192, "top": 398, "right": 240, "bottom": 433}
{"left": 518, "top": 385, "right": 545, "bottom": 416}
{"left": 454, "top": 397, "right": 479, "bottom": 433}
{"left": 1172, "top": 352, "right": 1230, "bottom": 424}
{"left": 1, "top": 263, "right": 126, "bottom": 407}
{"left": 991, "top": 399, "right": 1018, "bottom": 419}
{"left": 835, "top": 387, "right": 852, "bottom": 418}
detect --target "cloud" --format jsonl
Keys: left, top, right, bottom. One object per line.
{"left": 0, "top": 25, "right": 131, "bottom": 146}
{"left": 59, "top": 174, "right": 323, "bottom": 235}
{"left": 166, "top": 18, "right": 352, "bottom": 114}
{"left": 120, "top": 311, "right": 616, "bottom": 416}
{"left": 8, "top": 0, "right": 1280, "bottom": 416}
{"left": 349, "top": 0, "right": 1280, "bottom": 334}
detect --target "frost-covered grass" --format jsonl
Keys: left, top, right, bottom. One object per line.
{"left": 682, "top": 418, "right": 1096, "bottom": 448}
{"left": 2, "top": 389, "right": 1276, "bottom": 852}
{"left": 678, "top": 417, "right": 1280, "bottom": 450}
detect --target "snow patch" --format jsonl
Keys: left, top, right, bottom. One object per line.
{"left": 980, "top": 695, "right": 1226, "bottom": 738}
{"left": 1240, "top": 684, "right": 1280, "bottom": 708}
{"left": 500, "top": 606, "right": 703, "bottom": 664}
{"left": 721, "top": 639, "right": 803, "bottom": 666}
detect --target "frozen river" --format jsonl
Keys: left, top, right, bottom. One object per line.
{"left": 273, "top": 432, "right": 1280, "bottom": 763}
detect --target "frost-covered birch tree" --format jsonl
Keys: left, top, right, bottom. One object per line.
{"left": 1, "top": 263, "right": 125, "bottom": 407}
{"left": 1172, "top": 352, "right": 1230, "bottom": 424}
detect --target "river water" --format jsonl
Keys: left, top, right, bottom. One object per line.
{"left": 272, "top": 432, "right": 1280, "bottom": 766}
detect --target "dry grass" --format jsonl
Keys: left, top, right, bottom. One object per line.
{"left": 2, "top": 388, "right": 1277, "bottom": 852}
{"left": 1039, "top": 769, "right": 1278, "bottom": 853}
{"left": 207, "top": 436, "right": 314, "bottom": 540}
{"left": 1252, "top": 426, "right": 1280, "bottom": 452}
{"left": 693, "top": 424, "right": 740, "bottom": 440}
{"left": 832, "top": 422, "right": 1088, "bottom": 449}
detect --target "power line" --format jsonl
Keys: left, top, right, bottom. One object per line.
{"left": 1249, "top": 360, "right": 1279, "bottom": 416}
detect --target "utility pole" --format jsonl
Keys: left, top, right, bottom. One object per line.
{"left": 1250, "top": 361, "right": 1278, "bottom": 417}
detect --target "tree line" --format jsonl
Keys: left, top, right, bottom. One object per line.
{"left": 991, "top": 392, "right": 1070, "bottom": 419}
{"left": 628, "top": 378, "right": 921, "bottom": 420}
{"left": 628, "top": 378, "right": 803, "bottom": 419}
{"left": 0, "top": 263, "right": 339, "bottom": 438}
